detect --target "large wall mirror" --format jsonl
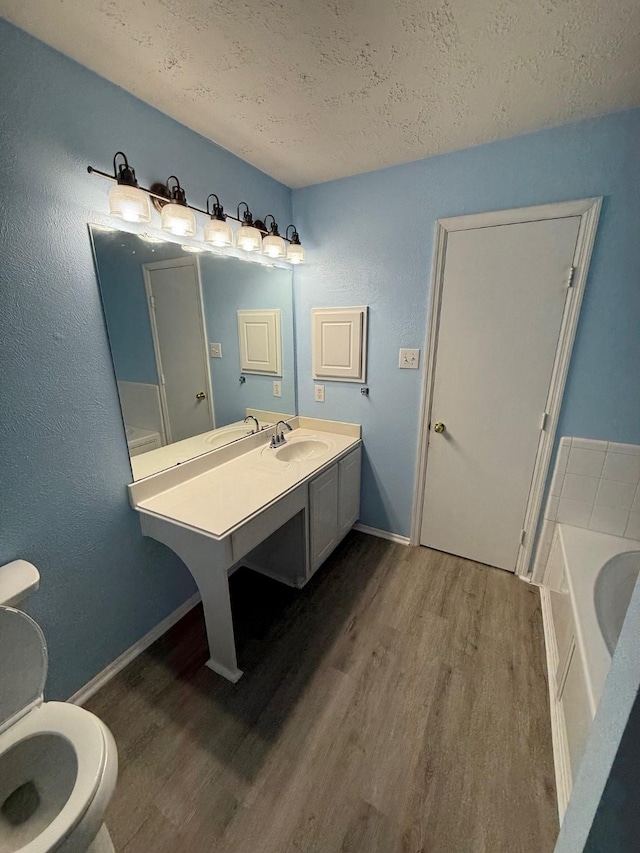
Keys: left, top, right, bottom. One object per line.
{"left": 90, "top": 226, "right": 296, "bottom": 480}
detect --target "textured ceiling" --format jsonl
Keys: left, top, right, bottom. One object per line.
{"left": 2, "top": 0, "right": 639, "bottom": 186}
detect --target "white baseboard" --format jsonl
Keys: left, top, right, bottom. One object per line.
{"left": 353, "top": 523, "right": 411, "bottom": 546}
{"left": 539, "top": 584, "right": 572, "bottom": 821}
{"left": 68, "top": 593, "right": 201, "bottom": 707}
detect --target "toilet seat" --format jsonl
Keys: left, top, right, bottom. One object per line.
{"left": 0, "top": 704, "right": 109, "bottom": 853}
{"left": 0, "top": 605, "right": 110, "bottom": 852}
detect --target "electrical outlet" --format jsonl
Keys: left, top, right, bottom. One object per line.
{"left": 209, "top": 342, "right": 222, "bottom": 358}
{"left": 314, "top": 384, "right": 325, "bottom": 403}
{"left": 273, "top": 380, "right": 282, "bottom": 398}
{"left": 399, "top": 348, "right": 420, "bottom": 369}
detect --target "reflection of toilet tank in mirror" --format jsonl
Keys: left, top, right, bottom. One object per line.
{"left": 89, "top": 226, "right": 297, "bottom": 480}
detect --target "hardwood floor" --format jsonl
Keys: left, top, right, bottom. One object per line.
{"left": 86, "top": 532, "right": 558, "bottom": 852}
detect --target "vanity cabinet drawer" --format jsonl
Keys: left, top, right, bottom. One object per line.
{"left": 231, "top": 485, "right": 307, "bottom": 564}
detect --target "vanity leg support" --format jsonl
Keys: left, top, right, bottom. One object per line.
{"left": 198, "top": 566, "right": 243, "bottom": 683}
{"left": 138, "top": 514, "right": 243, "bottom": 683}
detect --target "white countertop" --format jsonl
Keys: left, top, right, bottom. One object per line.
{"left": 135, "top": 426, "right": 360, "bottom": 540}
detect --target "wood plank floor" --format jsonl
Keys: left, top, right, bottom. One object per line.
{"left": 87, "top": 532, "right": 558, "bottom": 853}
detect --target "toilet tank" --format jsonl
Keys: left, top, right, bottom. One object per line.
{"left": 0, "top": 561, "right": 40, "bottom": 607}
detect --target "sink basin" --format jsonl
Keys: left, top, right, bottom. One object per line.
{"left": 204, "top": 425, "right": 253, "bottom": 447}
{"left": 594, "top": 551, "right": 640, "bottom": 654}
{"left": 274, "top": 438, "right": 329, "bottom": 462}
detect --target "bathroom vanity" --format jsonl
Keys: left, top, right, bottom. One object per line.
{"left": 128, "top": 417, "right": 361, "bottom": 682}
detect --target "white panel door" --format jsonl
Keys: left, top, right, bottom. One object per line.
{"left": 145, "top": 259, "right": 214, "bottom": 443}
{"left": 420, "top": 216, "right": 581, "bottom": 570}
{"left": 309, "top": 464, "right": 339, "bottom": 572}
{"left": 338, "top": 448, "right": 361, "bottom": 540}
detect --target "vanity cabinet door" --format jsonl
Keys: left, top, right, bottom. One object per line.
{"left": 338, "top": 447, "right": 361, "bottom": 540}
{"left": 309, "top": 465, "right": 339, "bottom": 573}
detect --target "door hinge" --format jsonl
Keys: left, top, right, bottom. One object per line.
{"left": 540, "top": 412, "right": 549, "bottom": 431}
{"left": 160, "top": 373, "right": 166, "bottom": 385}
{"left": 566, "top": 266, "right": 576, "bottom": 288}
{"left": 519, "top": 529, "right": 526, "bottom": 546}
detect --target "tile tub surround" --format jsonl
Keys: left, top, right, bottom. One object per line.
{"left": 534, "top": 438, "right": 640, "bottom": 576}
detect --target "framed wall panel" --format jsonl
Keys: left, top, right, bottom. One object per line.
{"left": 312, "top": 306, "right": 368, "bottom": 382}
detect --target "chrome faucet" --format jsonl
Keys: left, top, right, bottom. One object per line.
{"left": 244, "top": 415, "right": 260, "bottom": 434}
{"left": 270, "top": 420, "right": 293, "bottom": 448}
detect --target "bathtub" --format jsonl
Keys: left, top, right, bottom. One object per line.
{"left": 541, "top": 523, "right": 640, "bottom": 816}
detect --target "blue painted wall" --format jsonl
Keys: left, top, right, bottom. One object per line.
{"left": 292, "top": 109, "right": 640, "bottom": 537}
{"left": 0, "top": 18, "right": 292, "bottom": 699}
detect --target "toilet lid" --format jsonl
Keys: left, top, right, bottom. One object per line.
{"left": 0, "top": 605, "right": 47, "bottom": 732}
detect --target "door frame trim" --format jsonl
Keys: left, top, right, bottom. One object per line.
{"left": 410, "top": 198, "right": 602, "bottom": 578}
{"left": 143, "top": 256, "right": 215, "bottom": 444}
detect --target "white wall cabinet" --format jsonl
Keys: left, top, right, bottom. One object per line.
{"left": 237, "top": 309, "right": 282, "bottom": 375}
{"left": 312, "top": 306, "right": 368, "bottom": 382}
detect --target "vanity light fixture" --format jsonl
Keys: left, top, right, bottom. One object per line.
{"left": 108, "top": 152, "right": 151, "bottom": 223}
{"left": 236, "top": 202, "right": 262, "bottom": 252}
{"left": 285, "top": 225, "right": 306, "bottom": 264}
{"left": 87, "top": 154, "right": 306, "bottom": 263}
{"left": 161, "top": 176, "right": 197, "bottom": 237}
{"left": 204, "top": 194, "right": 234, "bottom": 248}
{"left": 261, "top": 215, "right": 287, "bottom": 259}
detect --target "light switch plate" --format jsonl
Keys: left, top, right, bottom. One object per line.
{"left": 209, "top": 342, "right": 222, "bottom": 358}
{"left": 273, "top": 380, "right": 282, "bottom": 398}
{"left": 314, "top": 384, "right": 325, "bottom": 402}
{"left": 399, "top": 348, "right": 420, "bottom": 369}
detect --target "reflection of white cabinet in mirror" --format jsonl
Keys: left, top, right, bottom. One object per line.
{"left": 128, "top": 417, "right": 361, "bottom": 682}
{"left": 237, "top": 309, "right": 282, "bottom": 375}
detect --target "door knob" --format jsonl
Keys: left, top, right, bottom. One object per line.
{"left": 433, "top": 421, "right": 446, "bottom": 434}
{"left": 196, "top": 392, "right": 206, "bottom": 400}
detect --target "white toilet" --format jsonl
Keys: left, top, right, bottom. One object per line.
{"left": 0, "top": 562, "right": 118, "bottom": 852}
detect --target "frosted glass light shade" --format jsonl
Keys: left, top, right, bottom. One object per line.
{"left": 161, "top": 202, "right": 196, "bottom": 237}
{"left": 286, "top": 242, "right": 306, "bottom": 264}
{"left": 109, "top": 183, "right": 151, "bottom": 223}
{"left": 204, "top": 218, "right": 234, "bottom": 248}
{"left": 262, "top": 233, "right": 286, "bottom": 258}
{"left": 236, "top": 224, "right": 261, "bottom": 252}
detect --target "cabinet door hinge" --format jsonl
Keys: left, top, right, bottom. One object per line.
{"left": 519, "top": 529, "right": 526, "bottom": 546}
{"left": 566, "top": 266, "right": 576, "bottom": 288}
{"left": 540, "top": 412, "right": 549, "bottom": 431}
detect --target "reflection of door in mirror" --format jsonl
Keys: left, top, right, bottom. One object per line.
{"left": 90, "top": 226, "right": 297, "bottom": 481}
{"left": 143, "top": 258, "right": 214, "bottom": 443}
